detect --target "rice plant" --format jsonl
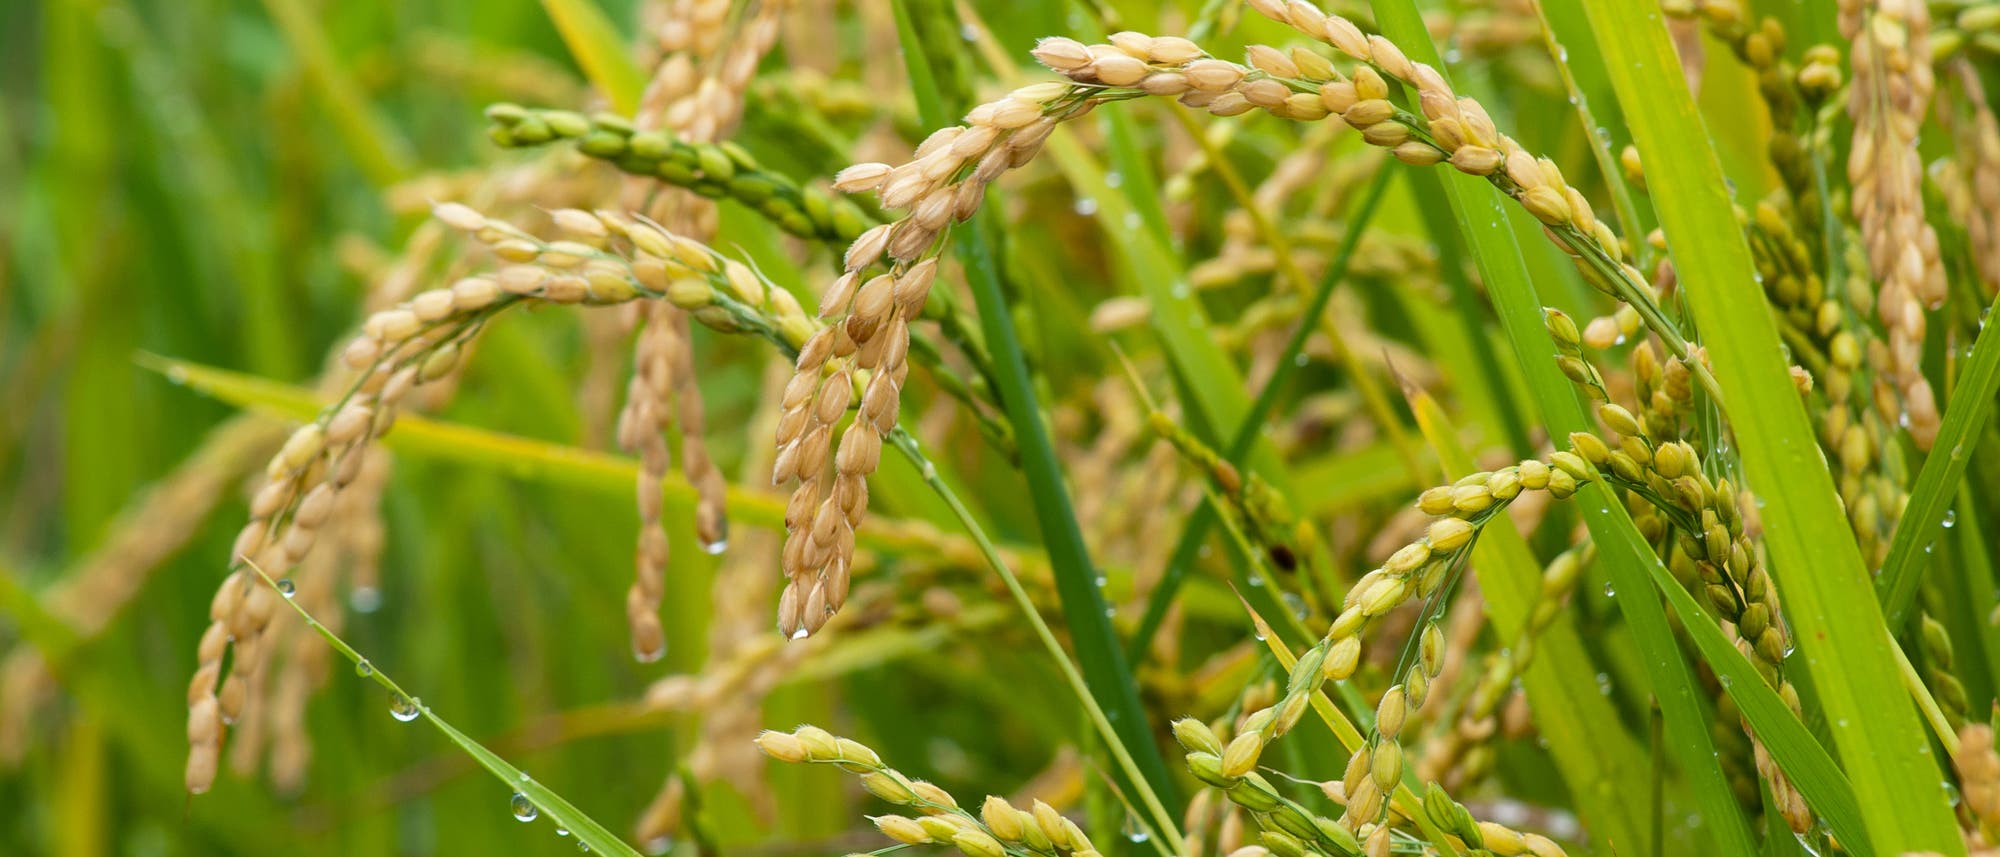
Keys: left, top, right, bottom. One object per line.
{"left": 5, "top": 0, "right": 2000, "bottom": 854}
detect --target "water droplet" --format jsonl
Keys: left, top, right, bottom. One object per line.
{"left": 390, "top": 694, "right": 421, "bottom": 722}
{"left": 1943, "top": 509, "right": 1957, "bottom": 528}
{"left": 789, "top": 627, "right": 810, "bottom": 640}
{"left": 511, "top": 793, "right": 538, "bottom": 822}
{"left": 1123, "top": 815, "right": 1152, "bottom": 844}
{"left": 1924, "top": 542, "right": 1935, "bottom": 554}
{"left": 1281, "top": 592, "right": 1307, "bottom": 620}
{"left": 355, "top": 659, "right": 374, "bottom": 678}
{"left": 634, "top": 644, "right": 665, "bottom": 664}
{"left": 919, "top": 461, "right": 937, "bottom": 481}
{"left": 1094, "top": 574, "right": 1108, "bottom": 588}
{"left": 166, "top": 365, "right": 190, "bottom": 385}
{"left": 1170, "top": 281, "right": 1191, "bottom": 300}
{"left": 1718, "top": 674, "right": 1734, "bottom": 688}
{"left": 1252, "top": 629, "right": 1267, "bottom": 642}
{"left": 1105, "top": 171, "right": 1123, "bottom": 188}
{"left": 350, "top": 586, "right": 382, "bottom": 613}
{"left": 556, "top": 827, "right": 571, "bottom": 837}
{"left": 277, "top": 578, "right": 296, "bottom": 598}
{"left": 577, "top": 842, "right": 590, "bottom": 852}
{"left": 1603, "top": 581, "right": 1616, "bottom": 597}
{"left": 1122, "top": 212, "right": 1141, "bottom": 229}
{"left": 701, "top": 537, "right": 728, "bottom": 556}
{"left": 1073, "top": 197, "right": 1099, "bottom": 216}
{"left": 1595, "top": 672, "right": 1612, "bottom": 695}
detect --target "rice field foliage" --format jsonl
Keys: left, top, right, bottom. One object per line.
{"left": 5, "top": 0, "right": 2000, "bottom": 855}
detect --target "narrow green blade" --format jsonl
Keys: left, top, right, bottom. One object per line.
{"left": 1367, "top": 2, "right": 1758, "bottom": 851}
{"left": 251, "top": 567, "right": 645, "bottom": 857}
{"left": 1579, "top": 4, "right": 1960, "bottom": 852}
{"left": 1879, "top": 291, "right": 2000, "bottom": 626}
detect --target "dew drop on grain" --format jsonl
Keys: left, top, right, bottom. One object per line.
{"left": 511, "top": 792, "right": 538, "bottom": 822}
{"left": 277, "top": 578, "right": 296, "bottom": 598}
{"left": 354, "top": 659, "right": 373, "bottom": 678}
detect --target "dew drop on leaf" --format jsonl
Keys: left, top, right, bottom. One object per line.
{"left": 390, "top": 694, "right": 420, "bottom": 722}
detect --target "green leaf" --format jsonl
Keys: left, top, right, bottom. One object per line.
{"left": 1879, "top": 290, "right": 2000, "bottom": 627}
{"left": 1641, "top": 553, "right": 1872, "bottom": 854}
{"left": 538, "top": 0, "right": 646, "bottom": 114}
{"left": 1579, "top": 4, "right": 1961, "bottom": 852}
{"left": 1365, "top": 2, "right": 1758, "bottom": 852}
{"left": 247, "top": 565, "right": 645, "bottom": 857}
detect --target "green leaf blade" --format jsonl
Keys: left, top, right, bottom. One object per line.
{"left": 1579, "top": 4, "right": 1961, "bottom": 853}
{"left": 1366, "top": 2, "right": 1759, "bottom": 852}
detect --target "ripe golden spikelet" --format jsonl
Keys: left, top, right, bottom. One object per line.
{"left": 1843, "top": 0, "right": 1945, "bottom": 448}
{"left": 183, "top": 201, "right": 814, "bottom": 791}
{"left": 782, "top": 70, "right": 1112, "bottom": 637}
{"left": 1957, "top": 723, "right": 2000, "bottom": 827}
{"left": 1939, "top": 61, "right": 2000, "bottom": 295}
